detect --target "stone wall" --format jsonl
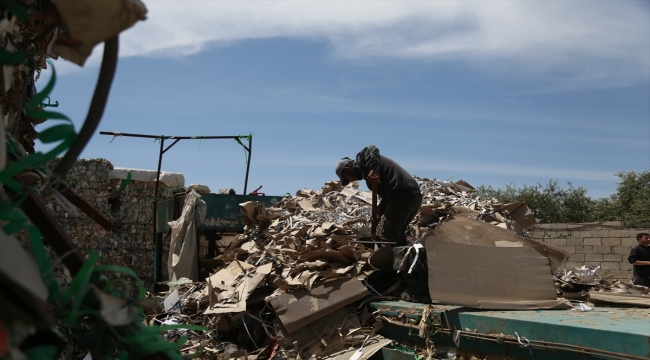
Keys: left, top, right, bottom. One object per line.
{"left": 529, "top": 222, "right": 648, "bottom": 280}
{"left": 47, "top": 158, "right": 179, "bottom": 291}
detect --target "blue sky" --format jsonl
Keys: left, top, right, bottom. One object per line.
{"left": 39, "top": 1, "right": 649, "bottom": 199}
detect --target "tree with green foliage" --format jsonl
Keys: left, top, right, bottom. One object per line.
{"left": 476, "top": 169, "right": 650, "bottom": 227}
{"left": 609, "top": 170, "right": 650, "bottom": 228}
{"left": 476, "top": 180, "right": 597, "bottom": 224}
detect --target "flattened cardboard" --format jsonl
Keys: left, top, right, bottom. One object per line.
{"left": 426, "top": 237, "right": 561, "bottom": 309}
{"left": 268, "top": 277, "right": 369, "bottom": 333}
{"left": 298, "top": 198, "right": 321, "bottom": 211}
{"left": 502, "top": 202, "right": 537, "bottom": 233}
{"left": 424, "top": 216, "right": 567, "bottom": 271}
{"left": 203, "top": 261, "right": 270, "bottom": 314}
{"left": 589, "top": 292, "right": 650, "bottom": 308}
{"left": 303, "top": 249, "right": 353, "bottom": 265}
{"left": 340, "top": 188, "right": 359, "bottom": 198}
{"left": 53, "top": 0, "right": 147, "bottom": 65}
{"left": 274, "top": 307, "right": 357, "bottom": 349}
{"left": 453, "top": 180, "right": 475, "bottom": 192}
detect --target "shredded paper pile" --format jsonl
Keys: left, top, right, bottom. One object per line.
{"left": 149, "top": 177, "right": 560, "bottom": 359}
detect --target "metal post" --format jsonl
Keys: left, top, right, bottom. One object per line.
{"left": 153, "top": 137, "right": 164, "bottom": 290}
{"left": 154, "top": 232, "right": 163, "bottom": 284}
{"left": 244, "top": 136, "right": 252, "bottom": 195}
{"left": 371, "top": 183, "right": 378, "bottom": 240}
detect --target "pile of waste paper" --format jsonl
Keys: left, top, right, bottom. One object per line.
{"left": 149, "top": 177, "right": 555, "bottom": 359}
{"left": 554, "top": 265, "right": 650, "bottom": 309}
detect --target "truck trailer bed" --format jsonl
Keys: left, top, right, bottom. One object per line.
{"left": 369, "top": 301, "right": 650, "bottom": 360}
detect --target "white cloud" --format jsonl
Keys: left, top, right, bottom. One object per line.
{"left": 401, "top": 158, "right": 619, "bottom": 182}
{"left": 58, "top": 1, "right": 649, "bottom": 89}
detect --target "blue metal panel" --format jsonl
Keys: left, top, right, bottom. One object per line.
{"left": 369, "top": 301, "right": 650, "bottom": 360}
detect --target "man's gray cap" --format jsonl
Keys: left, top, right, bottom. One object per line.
{"left": 335, "top": 157, "right": 353, "bottom": 186}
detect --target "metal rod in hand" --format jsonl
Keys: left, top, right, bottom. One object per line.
{"left": 371, "top": 182, "right": 377, "bottom": 240}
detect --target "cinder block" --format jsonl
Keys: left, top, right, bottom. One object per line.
{"left": 601, "top": 238, "right": 621, "bottom": 246}
{"left": 575, "top": 246, "right": 593, "bottom": 253}
{"left": 585, "top": 254, "right": 603, "bottom": 261}
{"left": 613, "top": 246, "right": 632, "bottom": 255}
{"left": 529, "top": 231, "right": 544, "bottom": 240}
{"left": 564, "top": 231, "right": 577, "bottom": 239}
{"left": 621, "top": 262, "right": 633, "bottom": 270}
{"left": 583, "top": 238, "right": 601, "bottom": 246}
{"left": 600, "top": 262, "right": 620, "bottom": 270}
{"left": 621, "top": 238, "right": 638, "bottom": 246}
{"left": 583, "top": 261, "right": 601, "bottom": 267}
{"left": 578, "top": 230, "right": 593, "bottom": 238}
{"left": 550, "top": 238, "right": 567, "bottom": 246}
{"left": 609, "top": 270, "right": 632, "bottom": 280}
{"left": 603, "top": 254, "right": 623, "bottom": 262}
{"left": 566, "top": 238, "right": 582, "bottom": 246}
{"left": 609, "top": 229, "right": 629, "bottom": 238}
{"left": 592, "top": 245, "right": 612, "bottom": 254}
{"left": 560, "top": 246, "right": 576, "bottom": 254}
{"left": 568, "top": 253, "right": 585, "bottom": 262}
{"left": 592, "top": 229, "right": 610, "bottom": 237}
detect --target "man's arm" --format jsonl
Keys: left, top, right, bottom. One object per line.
{"left": 628, "top": 247, "right": 650, "bottom": 265}
{"left": 631, "top": 260, "right": 650, "bottom": 266}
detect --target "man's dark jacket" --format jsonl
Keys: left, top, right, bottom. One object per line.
{"left": 629, "top": 244, "right": 650, "bottom": 287}
{"left": 353, "top": 145, "right": 420, "bottom": 214}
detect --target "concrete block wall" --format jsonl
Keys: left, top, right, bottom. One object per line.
{"left": 529, "top": 222, "right": 648, "bottom": 280}
{"left": 47, "top": 158, "right": 178, "bottom": 291}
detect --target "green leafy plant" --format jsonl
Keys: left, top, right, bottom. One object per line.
{"left": 0, "top": 62, "right": 209, "bottom": 359}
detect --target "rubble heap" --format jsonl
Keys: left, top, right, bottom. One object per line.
{"left": 152, "top": 177, "right": 542, "bottom": 359}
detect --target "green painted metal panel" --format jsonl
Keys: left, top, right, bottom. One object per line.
{"left": 371, "top": 347, "right": 419, "bottom": 360}
{"left": 156, "top": 198, "right": 175, "bottom": 233}
{"left": 156, "top": 194, "right": 283, "bottom": 233}
{"left": 199, "top": 193, "right": 283, "bottom": 232}
{"left": 369, "top": 301, "right": 650, "bottom": 360}
{"left": 456, "top": 308, "right": 650, "bottom": 358}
